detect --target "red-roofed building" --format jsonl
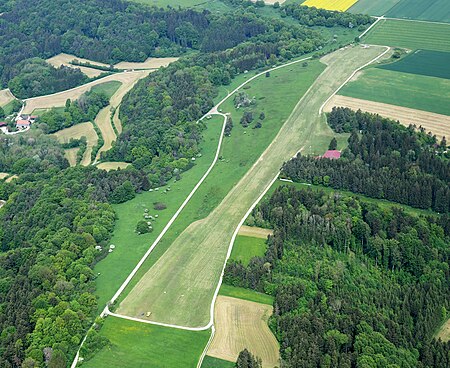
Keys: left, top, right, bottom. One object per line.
{"left": 0, "top": 122, "right": 7, "bottom": 127}
{"left": 322, "top": 150, "right": 341, "bottom": 159}
{"left": 16, "top": 120, "right": 31, "bottom": 129}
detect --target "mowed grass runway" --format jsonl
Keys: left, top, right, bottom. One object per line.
{"left": 117, "top": 46, "right": 387, "bottom": 327}
{"left": 364, "top": 19, "right": 450, "bottom": 52}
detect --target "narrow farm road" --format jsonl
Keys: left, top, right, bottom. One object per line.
{"left": 117, "top": 45, "right": 389, "bottom": 328}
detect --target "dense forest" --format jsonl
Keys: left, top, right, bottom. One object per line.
{"left": 282, "top": 108, "right": 450, "bottom": 213}
{"left": 7, "top": 59, "right": 89, "bottom": 99}
{"left": 38, "top": 91, "right": 110, "bottom": 134}
{"left": 225, "top": 185, "right": 450, "bottom": 367}
{"left": 0, "top": 166, "right": 150, "bottom": 367}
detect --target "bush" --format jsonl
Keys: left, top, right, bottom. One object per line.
{"left": 136, "top": 220, "right": 152, "bottom": 234}
{"left": 153, "top": 202, "right": 167, "bottom": 210}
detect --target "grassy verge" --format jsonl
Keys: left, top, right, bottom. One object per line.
{"left": 82, "top": 316, "right": 210, "bottom": 368}
{"left": 93, "top": 116, "right": 224, "bottom": 310}
{"left": 219, "top": 285, "right": 274, "bottom": 305}
{"left": 201, "top": 356, "right": 234, "bottom": 368}
{"left": 339, "top": 67, "right": 450, "bottom": 116}
{"left": 230, "top": 235, "right": 267, "bottom": 266}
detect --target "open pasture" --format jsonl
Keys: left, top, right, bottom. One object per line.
{"left": 202, "top": 356, "right": 234, "bottom": 368}
{"left": 386, "top": 0, "right": 450, "bottom": 23}
{"left": 230, "top": 235, "right": 267, "bottom": 266}
{"left": 82, "top": 316, "right": 210, "bottom": 368}
{"left": 364, "top": 19, "right": 450, "bottom": 52}
{"left": 46, "top": 53, "right": 108, "bottom": 78}
{"left": 238, "top": 225, "right": 273, "bottom": 239}
{"left": 378, "top": 50, "right": 450, "bottom": 79}
{"left": 207, "top": 296, "right": 279, "bottom": 368}
{"left": 114, "top": 57, "right": 178, "bottom": 70}
{"left": 302, "top": 0, "right": 358, "bottom": 11}
{"left": 339, "top": 68, "right": 450, "bottom": 116}
{"left": 53, "top": 122, "right": 98, "bottom": 166}
{"left": 326, "top": 95, "right": 450, "bottom": 140}
{"left": 116, "top": 46, "right": 386, "bottom": 328}
{"left": 64, "top": 147, "right": 79, "bottom": 167}
{"left": 22, "top": 71, "right": 149, "bottom": 114}
{"left": 349, "top": 0, "right": 400, "bottom": 16}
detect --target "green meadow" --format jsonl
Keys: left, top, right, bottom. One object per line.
{"left": 91, "top": 80, "right": 122, "bottom": 99}
{"left": 201, "top": 356, "right": 235, "bottom": 368}
{"left": 83, "top": 316, "right": 210, "bottom": 368}
{"left": 219, "top": 284, "right": 274, "bottom": 305}
{"left": 230, "top": 235, "right": 267, "bottom": 266}
{"left": 339, "top": 68, "right": 450, "bottom": 116}
{"left": 364, "top": 19, "right": 450, "bottom": 52}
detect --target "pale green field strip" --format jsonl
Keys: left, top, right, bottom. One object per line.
{"left": 117, "top": 46, "right": 387, "bottom": 328}
{"left": 349, "top": 0, "right": 400, "bottom": 16}
{"left": 82, "top": 316, "right": 210, "bottom": 368}
{"left": 219, "top": 284, "right": 274, "bottom": 305}
{"left": 339, "top": 68, "right": 450, "bottom": 116}
{"left": 364, "top": 19, "right": 450, "bottom": 52}
{"left": 115, "top": 59, "right": 327, "bottom": 322}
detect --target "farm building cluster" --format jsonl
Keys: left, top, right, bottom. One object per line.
{"left": 0, "top": 114, "right": 37, "bottom": 134}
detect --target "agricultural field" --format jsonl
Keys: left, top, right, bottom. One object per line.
{"left": 219, "top": 285, "right": 274, "bottom": 305}
{"left": 82, "top": 316, "right": 210, "bottom": 368}
{"left": 53, "top": 122, "right": 98, "bottom": 166}
{"left": 349, "top": 0, "right": 401, "bottom": 16}
{"left": 93, "top": 116, "right": 224, "bottom": 310}
{"left": 385, "top": 0, "right": 450, "bottom": 23}
{"left": 91, "top": 81, "right": 123, "bottom": 99}
{"left": 238, "top": 225, "right": 273, "bottom": 239}
{"left": 201, "top": 356, "right": 234, "bottom": 368}
{"left": 378, "top": 50, "right": 450, "bottom": 79}
{"left": 47, "top": 54, "right": 105, "bottom": 78}
{"left": 364, "top": 19, "right": 450, "bottom": 52}
{"left": 22, "top": 71, "right": 149, "bottom": 114}
{"left": 114, "top": 57, "right": 178, "bottom": 70}
{"left": 0, "top": 88, "right": 14, "bottom": 107}
{"left": 207, "top": 296, "right": 279, "bottom": 368}
{"left": 339, "top": 68, "right": 450, "bottom": 116}
{"left": 326, "top": 95, "right": 450, "bottom": 140}
{"left": 302, "top": 0, "right": 358, "bottom": 11}
{"left": 115, "top": 46, "right": 386, "bottom": 328}
{"left": 230, "top": 235, "right": 268, "bottom": 266}
{"left": 96, "top": 162, "right": 131, "bottom": 171}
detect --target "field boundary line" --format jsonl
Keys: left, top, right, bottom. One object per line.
{"left": 319, "top": 45, "right": 390, "bottom": 115}
{"left": 384, "top": 17, "right": 450, "bottom": 26}
{"left": 359, "top": 16, "right": 384, "bottom": 39}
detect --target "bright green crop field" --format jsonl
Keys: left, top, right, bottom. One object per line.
{"left": 83, "top": 316, "right": 210, "bottom": 368}
{"left": 386, "top": 0, "right": 450, "bottom": 23}
{"left": 230, "top": 235, "right": 267, "bottom": 266}
{"left": 378, "top": 50, "right": 450, "bottom": 79}
{"left": 364, "top": 19, "right": 450, "bottom": 52}
{"left": 349, "top": 0, "right": 400, "bottom": 16}
{"left": 339, "top": 68, "right": 450, "bottom": 116}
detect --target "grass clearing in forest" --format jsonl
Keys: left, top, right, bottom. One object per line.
{"left": 436, "top": 319, "right": 450, "bottom": 343}
{"left": 339, "top": 68, "right": 450, "bottom": 116}
{"left": 82, "top": 316, "right": 210, "bottom": 368}
{"left": 364, "top": 19, "right": 450, "bottom": 52}
{"left": 302, "top": 0, "right": 358, "bottom": 11}
{"left": 130, "top": 0, "right": 231, "bottom": 11}
{"left": 230, "top": 235, "right": 267, "bottom": 266}
{"left": 96, "top": 162, "right": 131, "bottom": 171}
{"left": 116, "top": 46, "right": 384, "bottom": 328}
{"left": 238, "top": 225, "right": 273, "bottom": 239}
{"left": 64, "top": 148, "right": 79, "bottom": 167}
{"left": 116, "top": 59, "right": 329, "bottom": 325}
{"left": 219, "top": 285, "right": 274, "bottom": 305}
{"left": 53, "top": 122, "right": 98, "bottom": 166}
{"left": 46, "top": 53, "right": 108, "bottom": 78}
{"left": 207, "top": 296, "right": 279, "bottom": 368}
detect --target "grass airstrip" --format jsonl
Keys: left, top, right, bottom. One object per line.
{"left": 115, "top": 46, "right": 384, "bottom": 328}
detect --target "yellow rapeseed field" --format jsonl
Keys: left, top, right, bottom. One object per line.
{"left": 302, "top": 0, "right": 359, "bottom": 12}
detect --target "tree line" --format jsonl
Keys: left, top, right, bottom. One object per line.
{"left": 225, "top": 185, "right": 450, "bottom": 367}
{"left": 282, "top": 108, "right": 450, "bottom": 213}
